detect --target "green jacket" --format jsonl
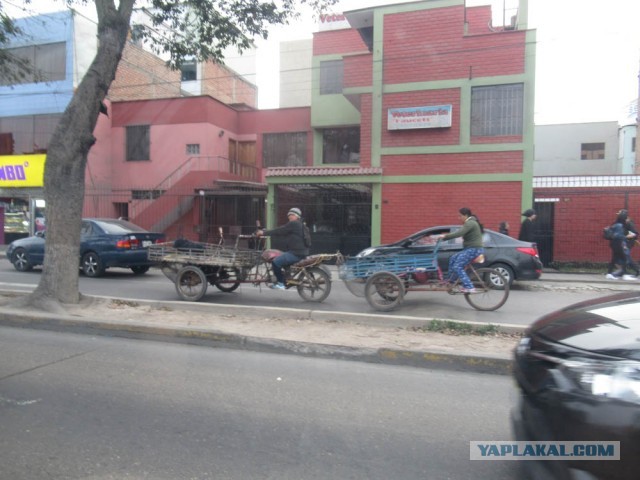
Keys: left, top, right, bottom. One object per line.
{"left": 442, "top": 216, "right": 483, "bottom": 248}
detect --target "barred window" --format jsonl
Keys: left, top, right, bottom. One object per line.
{"left": 186, "top": 144, "right": 200, "bottom": 155}
{"left": 262, "top": 132, "right": 307, "bottom": 168}
{"left": 320, "top": 60, "right": 343, "bottom": 95}
{"left": 126, "top": 125, "right": 150, "bottom": 161}
{"left": 471, "top": 84, "right": 523, "bottom": 136}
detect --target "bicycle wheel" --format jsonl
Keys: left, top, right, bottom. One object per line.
{"left": 463, "top": 267, "right": 509, "bottom": 311}
{"left": 364, "top": 271, "right": 405, "bottom": 312}
{"left": 175, "top": 265, "right": 208, "bottom": 301}
{"left": 296, "top": 266, "right": 332, "bottom": 303}
{"left": 215, "top": 267, "right": 241, "bottom": 292}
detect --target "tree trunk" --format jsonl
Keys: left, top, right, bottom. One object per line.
{"left": 27, "top": 0, "right": 135, "bottom": 308}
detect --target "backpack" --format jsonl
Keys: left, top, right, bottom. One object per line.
{"left": 302, "top": 222, "right": 312, "bottom": 248}
{"left": 603, "top": 225, "right": 614, "bottom": 240}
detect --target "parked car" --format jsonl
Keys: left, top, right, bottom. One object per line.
{"left": 6, "top": 218, "right": 165, "bottom": 277}
{"left": 512, "top": 292, "right": 640, "bottom": 480}
{"left": 355, "top": 225, "right": 542, "bottom": 288}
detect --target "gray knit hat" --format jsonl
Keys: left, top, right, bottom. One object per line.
{"left": 288, "top": 207, "right": 302, "bottom": 218}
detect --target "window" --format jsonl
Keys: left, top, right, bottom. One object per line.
{"left": 322, "top": 127, "right": 360, "bottom": 164}
{"left": 0, "top": 114, "right": 62, "bottom": 154}
{"left": 132, "top": 190, "right": 164, "bottom": 200}
{"left": 471, "top": 84, "right": 523, "bottom": 136}
{"left": 319, "top": 60, "right": 343, "bottom": 95}
{"left": 0, "top": 42, "right": 66, "bottom": 85}
{"left": 186, "top": 144, "right": 200, "bottom": 155}
{"left": 581, "top": 143, "right": 605, "bottom": 160}
{"left": 632, "top": 137, "right": 636, "bottom": 153}
{"left": 180, "top": 61, "right": 197, "bottom": 81}
{"left": 262, "top": 132, "right": 307, "bottom": 167}
{"left": 126, "top": 125, "right": 150, "bottom": 161}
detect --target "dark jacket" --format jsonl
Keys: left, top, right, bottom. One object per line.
{"left": 263, "top": 220, "right": 309, "bottom": 257}
{"left": 518, "top": 218, "right": 536, "bottom": 243}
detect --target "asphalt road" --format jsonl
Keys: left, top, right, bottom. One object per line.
{"left": 0, "top": 262, "right": 612, "bottom": 326}
{"left": 0, "top": 326, "right": 521, "bottom": 480}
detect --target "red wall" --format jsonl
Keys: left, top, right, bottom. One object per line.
{"left": 380, "top": 182, "right": 524, "bottom": 243}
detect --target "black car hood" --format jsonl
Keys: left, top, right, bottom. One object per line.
{"left": 529, "top": 292, "right": 640, "bottom": 360}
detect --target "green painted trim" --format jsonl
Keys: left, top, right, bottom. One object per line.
{"left": 265, "top": 185, "right": 276, "bottom": 229}
{"left": 520, "top": 28, "right": 537, "bottom": 211}
{"left": 370, "top": 10, "right": 384, "bottom": 168}
{"left": 371, "top": 183, "right": 382, "bottom": 245}
{"left": 383, "top": 173, "right": 524, "bottom": 184}
{"left": 381, "top": 143, "right": 524, "bottom": 155}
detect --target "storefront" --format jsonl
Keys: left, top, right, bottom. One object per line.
{"left": 0, "top": 154, "right": 46, "bottom": 244}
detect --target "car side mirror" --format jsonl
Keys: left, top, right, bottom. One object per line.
{"left": 35, "top": 231, "right": 45, "bottom": 238}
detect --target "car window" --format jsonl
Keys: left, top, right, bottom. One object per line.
{"left": 80, "top": 221, "right": 93, "bottom": 235}
{"left": 94, "top": 220, "right": 147, "bottom": 234}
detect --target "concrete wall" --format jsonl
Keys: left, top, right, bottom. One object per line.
{"left": 534, "top": 122, "right": 620, "bottom": 175}
{"left": 279, "top": 40, "right": 312, "bottom": 108}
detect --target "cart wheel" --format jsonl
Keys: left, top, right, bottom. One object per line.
{"left": 297, "top": 266, "right": 332, "bottom": 303}
{"left": 463, "top": 267, "right": 509, "bottom": 311}
{"left": 365, "top": 271, "right": 405, "bottom": 312}
{"left": 215, "top": 267, "right": 241, "bottom": 292}
{"left": 175, "top": 265, "right": 208, "bottom": 301}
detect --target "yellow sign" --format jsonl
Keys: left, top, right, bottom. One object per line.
{"left": 0, "top": 154, "right": 45, "bottom": 187}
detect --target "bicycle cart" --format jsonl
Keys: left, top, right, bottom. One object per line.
{"left": 339, "top": 240, "right": 509, "bottom": 312}
{"left": 149, "top": 234, "right": 341, "bottom": 303}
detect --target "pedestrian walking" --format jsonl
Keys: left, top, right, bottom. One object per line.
{"left": 518, "top": 209, "right": 536, "bottom": 242}
{"left": 498, "top": 221, "right": 509, "bottom": 236}
{"left": 605, "top": 209, "right": 638, "bottom": 280}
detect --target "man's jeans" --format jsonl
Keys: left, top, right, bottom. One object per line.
{"left": 272, "top": 251, "right": 301, "bottom": 284}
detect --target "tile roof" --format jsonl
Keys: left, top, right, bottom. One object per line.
{"left": 265, "top": 166, "right": 383, "bottom": 177}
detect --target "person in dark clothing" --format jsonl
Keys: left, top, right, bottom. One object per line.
{"left": 518, "top": 209, "right": 536, "bottom": 242}
{"left": 498, "top": 221, "right": 509, "bottom": 236}
{"left": 618, "top": 208, "right": 640, "bottom": 280}
{"left": 606, "top": 209, "right": 638, "bottom": 280}
{"left": 257, "top": 207, "right": 309, "bottom": 289}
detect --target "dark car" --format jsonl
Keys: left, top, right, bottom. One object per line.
{"left": 6, "top": 218, "right": 165, "bottom": 277}
{"left": 512, "top": 292, "right": 640, "bottom": 480}
{"left": 355, "top": 225, "right": 542, "bottom": 288}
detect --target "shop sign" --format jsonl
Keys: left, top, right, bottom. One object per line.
{"left": 0, "top": 154, "right": 45, "bottom": 187}
{"left": 318, "top": 13, "right": 350, "bottom": 31}
{"left": 387, "top": 105, "right": 453, "bottom": 130}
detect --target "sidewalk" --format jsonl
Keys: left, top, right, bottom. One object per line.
{"left": 0, "top": 269, "right": 638, "bottom": 376}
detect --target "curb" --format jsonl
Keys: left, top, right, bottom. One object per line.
{"left": 0, "top": 295, "right": 516, "bottom": 376}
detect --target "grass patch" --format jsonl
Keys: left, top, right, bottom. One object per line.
{"left": 410, "top": 319, "right": 516, "bottom": 337}
{"left": 110, "top": 299, "right": 140, "bottom": 308}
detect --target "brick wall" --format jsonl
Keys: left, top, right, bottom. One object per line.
{"left": 313, "top": 29, "right": 367, "bottom": 56}
{"left": 109, "top": 42, "right": 256, "bottom": 107}
{"left": 109, "top": 42, "right": 182, "bottom": 101}
{"left": 380, "top": 181, "right": 523, "bottom": 243}
{"left": 382, "top": 6, "right": 526, "bottom": 84}
{"left": 201, "top": 62, "right": 256, "bottom": 107}
{"left": 381, "top": 151, "right": 523, "bottom": 176}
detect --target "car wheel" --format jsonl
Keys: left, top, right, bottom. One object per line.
{"left": 12, "top": 248, "right": 33, "bottom": 272}
{"left": 82, "top": 252, "right": 105, "bottom": 277}
{"left": 486, "top": 263, "right": 514, "bottom": 290}
{"left": 131, "top": 266, "right": 150, "bottom": 275}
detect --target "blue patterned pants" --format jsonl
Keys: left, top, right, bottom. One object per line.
{"left": 447, "top": 247, "right": 484, "bottom": 289}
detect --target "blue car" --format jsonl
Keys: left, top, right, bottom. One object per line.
{"left": 6, "top": 218, "right": 165, "bottom": 277}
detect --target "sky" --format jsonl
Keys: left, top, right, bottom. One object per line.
{"left": 5, "top": 0, "right": 640, "bottom": 125}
